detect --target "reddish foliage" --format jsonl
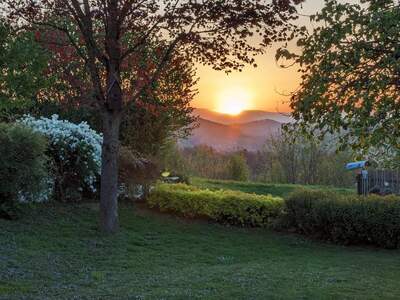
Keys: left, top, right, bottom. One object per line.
{"left": 1, "top": 0, "right": 303, "bottom": 112}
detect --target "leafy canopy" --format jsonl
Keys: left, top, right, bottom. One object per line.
{"left": 1, "top": 0, "right": 304, "bottom": 111}
{"left": 0, "top": 22, "right": 51, "bottom": 122}
{"left": 279, "top": 0, "right": 400, "bottom": 159}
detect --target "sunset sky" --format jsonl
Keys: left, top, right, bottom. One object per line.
{"left": 192, "top": 1, "right": 355, "bottom": 114}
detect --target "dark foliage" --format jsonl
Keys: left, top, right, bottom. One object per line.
{"left": 285, "top": 189, "right": 400, "bottom": 249}
{"left": 0, "top": 123, "right": 48, "bottom": 219}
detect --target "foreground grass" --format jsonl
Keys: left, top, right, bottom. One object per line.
{"left": 191, "top": 177, "right": 355, "bottom": 198}
{"left": 1, "top": 203, "right": 399, "bottom": 299}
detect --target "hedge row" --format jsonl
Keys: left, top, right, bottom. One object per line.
{"left": 285, "top": 189, "right": 400, "bottom": 249}
{"left": 148, "top": 184, "right": 400, "bottom": 249}
{"left": 147, "top": 184, "right": 284, "bottom": 227}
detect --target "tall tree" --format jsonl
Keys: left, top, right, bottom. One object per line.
{"left": 37, "top": 29, "right": 198, "bottom": 156}
{"left": 2, "top": 0, "right": 303, "bottom": 233}
{"left": 228, "top": 152, "right": 250, "bottom": 182}
{"left": 278, "top": 0, "right": 400, "bottom": 161}
{"left": 0, "top": 21, "right": 50, "bottom": 121}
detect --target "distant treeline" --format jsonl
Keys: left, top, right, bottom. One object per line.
{"left": 161, "top": 132, "right": 355, "bottom": 188}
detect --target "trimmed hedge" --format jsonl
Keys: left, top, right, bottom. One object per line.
{"left": 148, "top": 184, "right": 400, "bottom": 249}
{"left": 147, "top": 184, "right": 284, "bottom": 227}
{"left": 285, "top": 189, "right": 400, "bottom": 249}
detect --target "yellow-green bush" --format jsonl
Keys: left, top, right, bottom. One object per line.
{"left": 285, "top": 189, "right": 400, "bottom": 249}
{"left": 147, "top": 184, "right": 284, "bottom": 227}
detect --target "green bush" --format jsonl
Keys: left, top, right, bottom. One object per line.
{"left": 284, "top": 189, "right": 400, "bottom": 249}
{"left": 148, "top": 184, "right": 284, "bottom": 227}
{"left": 0, "top": 123, "right": 49, "bottom": 219}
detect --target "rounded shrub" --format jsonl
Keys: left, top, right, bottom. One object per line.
{"left": 20, "top": 115, "right": 103, "bottom": 202}
{"left": 0, "top": 123, "right": 49, "bottom": 219}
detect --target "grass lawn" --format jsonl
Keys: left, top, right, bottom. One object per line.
{"left": 191, "top": 177, "right": 355, "bottom": 198}
{"left": 1, "top": 203, "right": 399, "bottom": 299}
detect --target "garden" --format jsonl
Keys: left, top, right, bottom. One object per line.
{"left": 1, "top": 0, "right": 400, "bottom": 299}
{"left": 2, "top": 118, "right": 400, "bottom": 298}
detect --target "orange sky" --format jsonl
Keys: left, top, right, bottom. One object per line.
{"left": 192, "top": 1, "right": 356, "bottom": 113}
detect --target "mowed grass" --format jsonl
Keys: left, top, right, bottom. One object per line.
{"left": 1, "top": 203, "right": 399, "bottom": 299}
{"left": 191, "top": 177, "right": 355, "bottom": 198}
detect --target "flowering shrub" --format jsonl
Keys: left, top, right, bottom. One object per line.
{"left": 20, "top": 115, "right": 103, "bottom": 202}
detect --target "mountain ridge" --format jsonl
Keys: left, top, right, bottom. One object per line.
{"left": 194, "top": 108, "right": 293, "bottom": 124}
{"left": 180, "top": 113, "right": 283, "bottom": 152}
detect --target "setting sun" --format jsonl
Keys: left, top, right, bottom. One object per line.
{"left": 215, "top": 87, "right": 253, "bottom": 115}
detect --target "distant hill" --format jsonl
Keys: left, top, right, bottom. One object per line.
{"left": 230, "top": 119, "right": 283, "bottom": 137}
{"left": 179, "top": 117, "right": 282, "bottom": 152}
{"left": 194, "top": 108, "right": 293, "bottom": 124}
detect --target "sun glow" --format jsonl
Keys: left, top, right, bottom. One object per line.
{"left": 215, "top": 87, "right": 253, "bottom": 115}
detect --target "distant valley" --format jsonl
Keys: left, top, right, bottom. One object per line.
{"left": 179, "top": 108, "right": 292, "bottom": 152}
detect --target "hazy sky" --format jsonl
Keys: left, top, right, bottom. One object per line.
{"left": 192, "top": 1, "right": 346, "bottom": 113}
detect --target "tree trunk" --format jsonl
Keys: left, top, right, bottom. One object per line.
{"left": 99, "top": 111, "right": 121, "bottom": 233}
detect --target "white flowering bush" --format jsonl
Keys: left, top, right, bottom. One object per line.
{"left": 20, "top": 115, "right": 103, "bottom": 202}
